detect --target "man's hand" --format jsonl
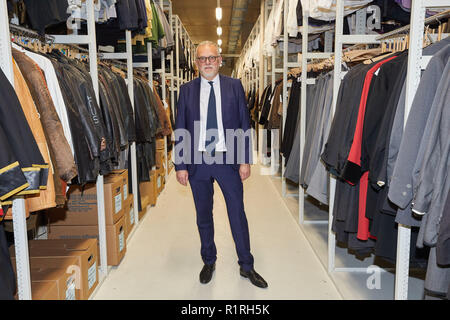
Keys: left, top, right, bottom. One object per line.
{"left": 239, "top": 164, "right": 251, "bottom": 181}
{"left": 176, "top": 170, "right": 189, "bottom": 186}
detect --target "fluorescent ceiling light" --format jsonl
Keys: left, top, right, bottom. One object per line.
{"left": 216, "top": 7, "right": 222, "bottom": 20}
{"left": 217, "top": 26, "right": 222, "bottom": 36}
{"left": 219, "top": 47, "right": 222, "bottom": 53}
{"left": 218, "top": 39, "right": 222, "bottom": 46}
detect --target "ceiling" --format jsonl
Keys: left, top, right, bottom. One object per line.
{"left": 172, "top": 0, "right": 260, "bottom": 74}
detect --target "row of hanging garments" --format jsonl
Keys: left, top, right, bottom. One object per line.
{"left": 315, "top": 37, "right": 449, "bottom": 298}
{"left": 245, "top": 87, "right": 259, "bottom": 129}
{"left": 252, "top": 30, "right": 449, "bottom": 298}
{"left": 7, "top": 0, "right": 187, "bottom": 75}
{"left": 1, "top": 37, "right": 172, "bottom": 213}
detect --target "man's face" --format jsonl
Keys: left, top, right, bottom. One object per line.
{"left": 195, "top": 44, "right": 222, "bottom": 80}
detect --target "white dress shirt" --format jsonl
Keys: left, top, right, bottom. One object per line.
{"left": 198, "top": 74, "right": 227, "bottom": 152}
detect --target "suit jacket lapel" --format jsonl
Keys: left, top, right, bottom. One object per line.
{"left": 192, "top": 77, "right": 201, "bottom": 122}
{"left": 219, "top": 74, "right": 227, "bottom": 127}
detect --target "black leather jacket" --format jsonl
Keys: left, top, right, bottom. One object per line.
{"left": 50, "top": 52, "right": 111, "bottom": 184}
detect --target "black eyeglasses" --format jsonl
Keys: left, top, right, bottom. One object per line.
{"left": 196, "top": 56, "right": 220, "bottom": 63}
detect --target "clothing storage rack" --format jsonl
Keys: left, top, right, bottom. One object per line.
{"left": 374, "top": 0, "right": 450, "bottom": 301}
{"left": 48, "top": 1, "right": 110, "bottom": 289}
{"left": 325, "top": 0, "right": 450, "bottom": 300}
{"left": 298, "top": 9, "right": 333, "bottom": 225}
{"left": 160, "top": 0, "right": 172, "bottom": 183}
{"left": 99, "top": 30, "right": 140, "bottom": 242}
{"left": 327, "top": 0, "right": 380, "bottom": 277}
{"left": 259, "top": 0, "right": 274, "bottom": 168}
{"left": 133, "top": 0, "right": 175, "bottom": 182}
{"left": 0, "top": 0, "right": 32, "bottom": 300}
{"left": 172, "top": 14, "right": 195, "bottom": 110}
{"left": 280, "top": 0, "right": 290, "bottom": 197}
{"left": 236, "top": 15, "right": 261, "bottom": 160}
{"left": 173, "top": 15, "right": 181, "bottom": 99}
{"left": 260, "top": 0, "right": 278, "bottom": 170}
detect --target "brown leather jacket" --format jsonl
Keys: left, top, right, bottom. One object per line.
{"left": 12, "top": 49, "right": 77, "bottom": 184}
{"left": 13, "top": 60, "right": 62, "bottom": 211}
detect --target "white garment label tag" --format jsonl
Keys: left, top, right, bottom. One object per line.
{"left": 115, "top": 194, "right": 122, "bottom": 214}
{"left": 65, "top": 277, "right": 76, "bottom": 300}
{"left": 88, "top": 262, "right": 97, "bottom": 290}
{"left": 119, "top": 230, "right": 125, "bottom": 252}
{"left": 123, "top": 184, "right": 128, "bottom": 200}
{"left": 129, "top": 208, "right": 135, "bottom": 225}
{"left": 157, "top": 176, "right": 161, "bottom": 189}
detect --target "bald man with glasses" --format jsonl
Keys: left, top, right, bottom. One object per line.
{"left": 174, "top": 41, "right": 267, "bottom": 288}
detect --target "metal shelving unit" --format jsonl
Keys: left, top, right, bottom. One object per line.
{"left": 50, "top": 0, "right": 109, "bottom": 283}
{"left": 99, "top": 30, "right": 140, "bottom": 240}
{"left": 374, "top": 0, "right": 450, "bottom": 301}
{"left": 298, "top": 9, "right": 333, "bottom": 224}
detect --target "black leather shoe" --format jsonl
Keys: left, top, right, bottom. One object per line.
{"left": 199, "top": 263, "right": 215, "bottom": 284}
{"left": 240, "top": 268, "right": 268, "bottom": 288}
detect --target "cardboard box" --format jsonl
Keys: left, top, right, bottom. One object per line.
{"left": 156, "top": 138, "right": 165, "bottom": 150}
{"left": 124, "top": 195, "right": 135, "bottom": 239}
{"left": 47, "top": 176, "right": 124, "bottom": 226}
{"left": 107, "top": 169, "right": 129, "bottom": 204}
{"left": 47, "top": 216, "right": 127, "bottom": 267}
{"left": 149, "top": 171, "right": 158, "bottom": 206}
{"left": 138, "top": 201, "right": 147, "bottom": 221}
{"left": 11, "top": 256, "right": 79, "bottom": 300}
{"left": 31, "top": 280, "right": 59, "bottom": 300}
{"left": 157, "top": 172, "right": 165, "bottom": 195}
{"left": 139, "top": 173, "right": 157, "bottom": 208}
{"left": 10, "top": 239, "right": 98, "bottom": 300}
{"left": 31, "top": 267, "right": 78, "bottom": 300}
{"left": 156, "top": 149, "right": 166, "bottom": 170}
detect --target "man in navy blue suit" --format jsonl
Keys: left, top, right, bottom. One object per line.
{"left": 174, "top": 41, "right": 267, "bottom": 288}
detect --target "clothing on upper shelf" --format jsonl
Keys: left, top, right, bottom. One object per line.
{"left": 302, "top": 0, "right": 373, "bottom": 22}
{"left": 20, "top": 0, "right": 69, "bottom": 34}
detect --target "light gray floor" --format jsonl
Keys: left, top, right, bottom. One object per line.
{"left": 92, "top": 164, "right": 342, "bottom": 300}
{"left": 274, "top": 174, "right": 426, "bottom": 300}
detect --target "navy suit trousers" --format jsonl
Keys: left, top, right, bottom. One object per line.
{"left": 188, "top": 163, "right": 254, "bottom": 271}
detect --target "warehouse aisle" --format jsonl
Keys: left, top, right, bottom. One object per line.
{"left": 92, "top": 164, "right": 342, "bottom": 300}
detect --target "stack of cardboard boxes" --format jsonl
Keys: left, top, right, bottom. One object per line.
{"left": 46, "top": 170, "right": 131, "bottom": 267}
{"left": 155, "top": 138, "right": 166, "bottom": 196}
{"left": 10, "top": 238, "right": 98, "bottom": 300}
{"left": 168, "top": 149, "right": 174, "bottom": 173}
{"left": 138, "top": 169, "right": 158, "bottom": 220}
